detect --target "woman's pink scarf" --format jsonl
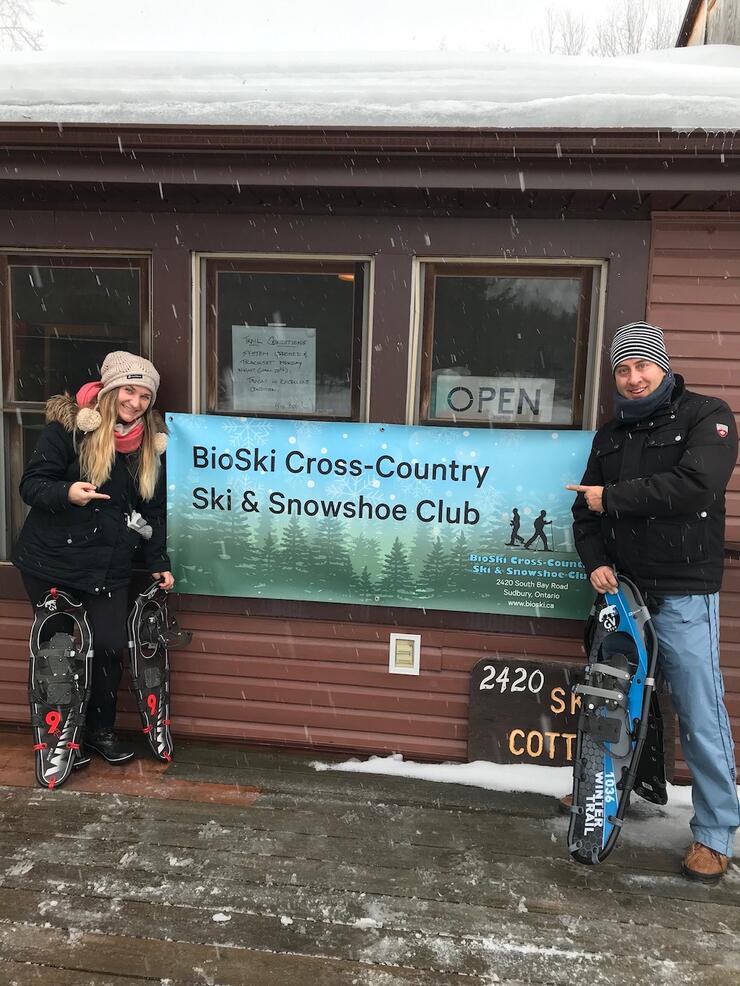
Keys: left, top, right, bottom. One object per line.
{"left": 76, "top": 381, "right": 145, "bottom": 453}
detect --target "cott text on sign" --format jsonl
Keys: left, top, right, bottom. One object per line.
{"left": 434, "top": 375, "right": 555, "bottom": 423}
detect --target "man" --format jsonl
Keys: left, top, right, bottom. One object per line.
{"left": 567, "top": 320, "right": 739, "bottom": 884}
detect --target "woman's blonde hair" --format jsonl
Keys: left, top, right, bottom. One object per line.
{"left": 78, "top": 389, "right": 161, "bottom": 500}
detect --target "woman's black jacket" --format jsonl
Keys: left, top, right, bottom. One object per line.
{"left": 572, "top": 375, "right": 738, "bottom": 596}
{"left": 13, "top": 395, "right": 170, "bottom": 595}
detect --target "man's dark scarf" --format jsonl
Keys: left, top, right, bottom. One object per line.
{"left": 614, "top": 370, "right": 675, "bottom": 423}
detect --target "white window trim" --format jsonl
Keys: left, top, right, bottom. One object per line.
{"left": 192, "top": 252, "right": 375, "bottom": 421}
{"left": 407, "top": 256, "right": 608, "bottom": 430}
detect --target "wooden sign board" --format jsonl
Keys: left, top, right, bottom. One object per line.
{"left": 468, "top": 658, "right": 580, "bottom": 766}
{"left": 467, "top": 656, "right": 674, "bottom": 777}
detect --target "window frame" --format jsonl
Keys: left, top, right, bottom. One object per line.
{"left": 201, "top": 256, "right": 370, "bottom": 422}
{"left": 417, "top": 261, "right": 596, "bottom": 430}
{"left": 0, "top": 251, "right": 152, "bottom": 555}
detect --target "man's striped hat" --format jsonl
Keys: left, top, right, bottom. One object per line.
{"left": 609, "top": 321, "right": 671, "bottom": 374}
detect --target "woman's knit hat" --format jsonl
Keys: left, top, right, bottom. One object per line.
{"left": 99, "top": 351, "right": 160, "bottom": 401}
{"left": 609, "top": 322, "right": 671, "bottom": 374}
{"left": 75, "top": 351, "right": 167, "bottom": 452}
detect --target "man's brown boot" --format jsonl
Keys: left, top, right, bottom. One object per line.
{"left": 558, "top": 793, "right": 573, "bottom": 815}
{"left": 682, "top": 842, "right": 730, "bottom": 885}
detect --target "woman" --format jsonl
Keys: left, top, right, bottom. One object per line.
{"left": 13, "top": 351, "right": 173, "bottom": 766}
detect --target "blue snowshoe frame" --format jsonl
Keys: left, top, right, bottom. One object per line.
{"left": 568, "top": 575, "right": 661, "bottom": 865}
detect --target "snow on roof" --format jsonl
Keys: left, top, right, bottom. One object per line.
{"left": 0, "top": 46, "right": 739, "bottom": 130}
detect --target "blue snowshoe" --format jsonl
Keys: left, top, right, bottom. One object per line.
{"left": 568, "top": 575, "right": 666, "bottom": 865}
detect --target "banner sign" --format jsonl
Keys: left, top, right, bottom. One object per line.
{"left": 166, "top": 414, "right": 594, "bottom": 619}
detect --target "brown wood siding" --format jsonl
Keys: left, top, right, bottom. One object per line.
{"left": 647, "top": 215, "right": 740, "bottom": 542}
{"left": 0, "top": 596, "right": 584, "bottom": 760}
{"left": 706, "top": 0, "right": 740, "bottom": 45}
{"left": 648, "top": 214, "right": 740, "bottom": 774}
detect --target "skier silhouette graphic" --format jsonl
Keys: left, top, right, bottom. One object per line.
{"left": 524, "top": 510, "right": 552, "bottom": 551}
{"left": 506, "top": 507, "right": 525, "bottom": 546}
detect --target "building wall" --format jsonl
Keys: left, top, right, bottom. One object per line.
{"left": 2, "top": 207, "right": 739, "bottom": 773}
{"left": 647, "top": 213, "right": 740, "bottom": 775}
{"left": 0, "top": 206, "right": 649, "bottom": 763}
{"left": 646, "top": 215, "right": 740, "bottom": 543}
{"left": 706, "top": 0, "right": 740, "bottom": 44}
{"left": 683, "top": 0, "right": 740, "bottom": 45}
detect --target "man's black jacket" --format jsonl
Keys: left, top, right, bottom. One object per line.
{"left": 572, "top": 375, "right": 738, "bottom": 596}
{"left": 13, "top": 395, "right": 170, "bottom": 595}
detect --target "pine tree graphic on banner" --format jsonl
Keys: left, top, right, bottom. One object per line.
{"left": 437, "top": 522, "right": 457, "bottom": 564}
{"left": 349, "top": 532, "right": 382, "bottom": 580}
{"left": 233, "top": 520, "right": 257, "bottom": 576}
{"left": 482, "top": 485, "right": 510, "bottom": 549}
{"left": 418, "top": 536, "right": 451, "bottom": 598}
{"left": 353, "top": 565, "right": 377, "bottom": 605}
{"left": 377, "top": 537, "right": 414, "bottom": 601}
{"left": 278, "top": 516, "right": 311, "bottom": 582}
{"left": 448, "top": 530, "right": 471, "bottom": 594}
{"left": 311, "top": 516, "right": 353, "bottom": 590}
{"left": 409, "top": 522, "right": 434, "bottom": 576}
{"left": 261, "top": 531, "right": 280, "bottom": 581}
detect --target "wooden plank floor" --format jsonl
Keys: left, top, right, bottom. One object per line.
{"left": 1, "top": 729, "right": 739, "bottom": 985}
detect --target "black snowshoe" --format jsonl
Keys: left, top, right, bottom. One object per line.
{"left": 568, "top": 575, "right": 666, "bottom": 865}
{"left": 28, "top": 589, "right": 93, "bottom": 789}
{"left": 127, "top": 582, "right": 191, "bottom": 762}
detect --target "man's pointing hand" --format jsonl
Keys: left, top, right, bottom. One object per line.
{"left": 566, "top": 483, "right": 605, "bottom": 514}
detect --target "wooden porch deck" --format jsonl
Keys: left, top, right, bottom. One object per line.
{"left": 0, "top": 728, "right": 739, "bottom": 985}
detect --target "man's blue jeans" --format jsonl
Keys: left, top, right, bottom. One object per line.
{"left": 651, "top": 594, "right": 740, "bottom": 857}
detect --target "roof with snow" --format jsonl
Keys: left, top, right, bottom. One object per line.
{"left": 0, "top": 46, "right": 739, "bottom": 130}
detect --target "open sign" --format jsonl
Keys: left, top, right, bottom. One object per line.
{"left": 434, "top": 375, "right": 555, "bottom": 423}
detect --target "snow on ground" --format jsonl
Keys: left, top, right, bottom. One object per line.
{"left": 312, "top": 751, "right": 695, "bottom": 806}
{"left": 312, "top": 753, "right": 740, "bottom": 853}
{"left": 0, "top": 46, "right": 738, "bottom": 129}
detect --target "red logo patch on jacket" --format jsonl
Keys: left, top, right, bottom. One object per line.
{"left": 716, "top": 423, "right": 729, "bottom": 438}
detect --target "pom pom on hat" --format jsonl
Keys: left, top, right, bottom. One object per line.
{"left": 75, "top": 381, "right": 104, "bottom": 432}
{"left": 76, "top": 405, "right": 102, "bottom": 432}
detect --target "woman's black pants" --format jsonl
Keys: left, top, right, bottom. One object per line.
{"left": 21, "top": 573, "right": 129, "bottom": 733}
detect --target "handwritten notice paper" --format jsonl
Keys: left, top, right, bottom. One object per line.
{"left": 232, "top": 325, "right": 317, "bottom": 413}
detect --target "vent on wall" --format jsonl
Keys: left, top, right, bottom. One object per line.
{"left": 388, "top": 633, "right": 421, "bottom": 675}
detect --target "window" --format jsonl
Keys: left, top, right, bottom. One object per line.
{"left": 1, "top": 255, "right": 149, "bottom": 555}
{"left": 203, "top": 259, "right": 368, "bottom": 419}
{"left": 419, "top": 264, "right": 597, "bottom": 428}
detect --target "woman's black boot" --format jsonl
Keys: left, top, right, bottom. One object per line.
{"left": 85, "top": 730, "right": 135, "bottom": 764}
